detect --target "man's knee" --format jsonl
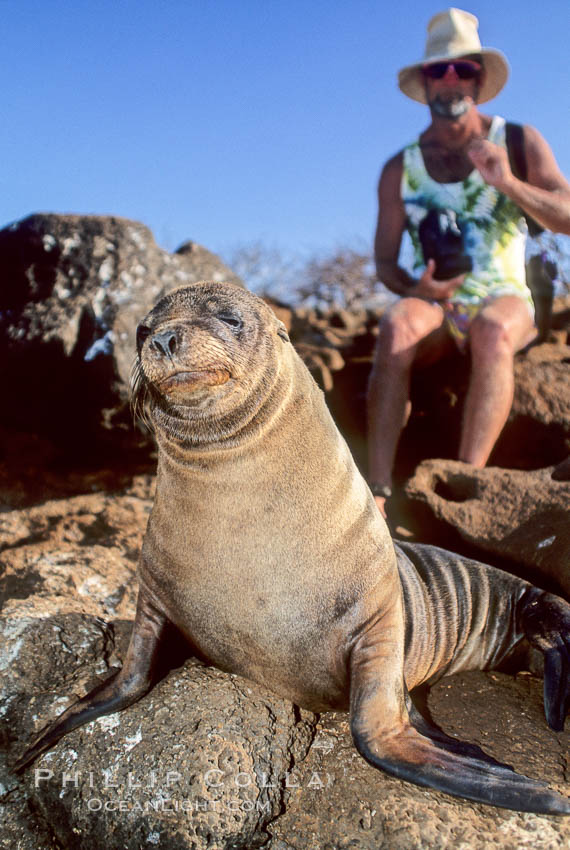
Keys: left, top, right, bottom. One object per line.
{"left": 376, "top": 300, "right": 441, "bottom": 363}
{"left": 469, "top": 296, "right": 535, "bottom": 358}
{"left": 469, "top": 313, "right": 513, "bottom": 360}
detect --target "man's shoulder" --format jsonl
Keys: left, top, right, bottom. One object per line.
{"left": 380, "top": 150, "right": 405, "bottom": 179}
{"left": 518, "top": 123, "right": 546, "bottom": 147}
{"left": 504, "top": 121, "right": 549, "bottom": 165}
{"left": 377, "top": 151, "right": 406, "bottom": 202}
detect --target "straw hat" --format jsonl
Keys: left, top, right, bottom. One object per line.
{"left": 398, "top": 8, "right": 509, "bottom": 104}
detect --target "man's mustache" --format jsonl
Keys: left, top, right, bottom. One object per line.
{"left": 428, "top": 94, "right": 474, "bottom": 120}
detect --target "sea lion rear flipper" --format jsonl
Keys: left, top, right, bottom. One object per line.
{"left": 405, "top": 694, "right": 513, "bottom": 769}
{"left": 349, "top": 619, "right": 570, "bottom": 815}
{"left": 518, "top": 589, "right": 570, "bottom": 732}
{"left": 14, "top": 591, "right": 169, "bottom": 773}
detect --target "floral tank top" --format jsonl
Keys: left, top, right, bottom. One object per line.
{"left": 401, "top": 115, "right": 533, "bottom": 310}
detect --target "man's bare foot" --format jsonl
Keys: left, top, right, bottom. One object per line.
{"left": 374, "top": 495, "right": 388, "bottom": 518}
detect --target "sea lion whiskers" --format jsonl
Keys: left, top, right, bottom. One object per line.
{"left": 130, "top": 356, "right": 153, "bottom": 433}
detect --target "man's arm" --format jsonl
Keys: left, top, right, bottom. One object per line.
{"left": 374, "top": 152, "right": 464, "bottom": 298}
{"left": 468, "top": 126, "right": 570, "bottom": 235}
{"left": 374, "top": 152, "right": 414, "bottom": 294}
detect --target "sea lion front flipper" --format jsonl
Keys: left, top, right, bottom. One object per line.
{"left": 349, "top": 614, "right": 570, "bottom": 815}
{"left": 14, "top": 590, "right": 169, "bottom": 773}
{"left": 519, "top": 589, "right": 570, "bottom": 732}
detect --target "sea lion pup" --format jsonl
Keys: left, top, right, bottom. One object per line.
{"left": 15, "top": 282, "right": 570, "bottom": 814}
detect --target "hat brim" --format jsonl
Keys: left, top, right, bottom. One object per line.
{"left": 398, "top": 48, "right": 510, "bottom": 104}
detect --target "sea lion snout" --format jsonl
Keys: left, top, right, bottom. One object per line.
{"left": 159, "top": 368, "right": 231, "bottom": 395}
{"left": 141, "top": 320, "right": 235, "bottom": 400}
{"left": 150, "top": 327, "right": 179, "bottom": 359}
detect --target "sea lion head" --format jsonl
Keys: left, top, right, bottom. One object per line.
{"left": 131, "top": 281, "right": 290, "bottom": 445}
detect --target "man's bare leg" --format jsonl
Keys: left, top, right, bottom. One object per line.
{"left": 459, "top": 295, "right": 536, "bottom": 466}
{"left": 367, "top": 298, "right": 450, "bottom": 516}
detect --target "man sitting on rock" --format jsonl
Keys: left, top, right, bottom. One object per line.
{"left": 367, "top": 7, "right": 570, "bottom": 518}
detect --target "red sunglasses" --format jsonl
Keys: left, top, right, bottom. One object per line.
{"left": 422, "top": 61, "right": 482, "bottom": 80}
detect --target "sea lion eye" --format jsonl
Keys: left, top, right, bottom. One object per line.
{"left": 217, "top": 312, "right": 243, "bottom": 332}
{"left": 136, "top": 325, "right": 152, "bottom": 350}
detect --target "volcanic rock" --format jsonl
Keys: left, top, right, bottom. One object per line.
{"left": 0, "top": 214, "right": 243, "bottom": 467}
{"left": 405, "top": 460, "right": 570, "bottom": 599}
{"left": 1, "top": 468, "right": 569, "bottom": 846}
{"left": 2, "top": 615, "right": 315, "bottom": 850}
{"left": 493, "top": 342, "right": 570, "bottom": 470}
{"left": 0, "top": 476, "right": 154, "bottom": 620}
{"left": 267, "top": 671, "right": 569, "bottom": 850}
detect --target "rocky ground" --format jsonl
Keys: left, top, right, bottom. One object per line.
{"left": 0, "top": 215, "right": 568, "bottom": 848}
{"left": 1, "top": 479, "right": 568, "bottom": 849}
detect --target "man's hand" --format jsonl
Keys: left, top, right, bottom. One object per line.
{"left": 416, "top": 259, "right": 465, "bottom": 299}
{"left": 467, "top": 139, "right": 514, "bottom": 193}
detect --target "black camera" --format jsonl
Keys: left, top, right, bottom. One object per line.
{"left": 418, "top": 208, "right": 473, "bottom": 280}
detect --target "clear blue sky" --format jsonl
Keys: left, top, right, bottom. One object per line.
{"left": 3, "top": 0, "right": 569, "bottom": 260}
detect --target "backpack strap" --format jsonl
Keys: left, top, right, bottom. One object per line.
{"left": 505, "top": 122, "right": 527, "bottom": 181}
{"left": 505, "top": 121, "right": 544, "bottom": 236}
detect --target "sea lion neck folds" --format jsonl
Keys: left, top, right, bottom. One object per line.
{"left": 15, "top": 281, "right": 570, "bottom": 815}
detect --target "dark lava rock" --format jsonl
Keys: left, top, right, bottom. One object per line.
{"left": 0, "top": 214, "right": 243, "bottom": 469}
